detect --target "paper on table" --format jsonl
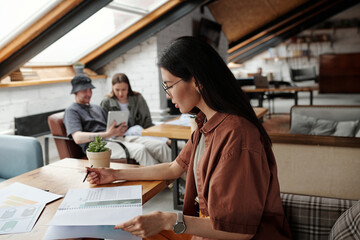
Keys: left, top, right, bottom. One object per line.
{"left": 164, "top": 114, "right": 192, "bottom": 127}
{"left": 43, "top": 225, "right": 140, "bottom": 240}
{"left": 0, "top": 204, "right": 45, "bottom": 235}
{"left": 0, "top": 182, "right": 63, "bottom": 207}
{"left": 49, "top": 185, "right": 142, "bottom": 226}
{"left": 0, "top": 182, "right": 62, "bottom": 235}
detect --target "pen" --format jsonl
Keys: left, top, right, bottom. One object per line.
{"left": 83, "top": 165, "right": 93, "bottom": 183}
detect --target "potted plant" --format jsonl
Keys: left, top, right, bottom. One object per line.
{"left": 72, "top": 61, "right": 85, "bottom": 75}
{"left": 86, "top": 136, "right": 111, "bottom": 167}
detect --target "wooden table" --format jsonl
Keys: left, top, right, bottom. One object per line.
{"left": 142, "top": 107, "right": 268, "bottom": 141}
{"left": 141, "top": 107, "right": 268, "bottom": 210}
{"left": 0, "top": 158, "right": 169, "bottom": 240}
{"left": 242, "top": 85, "right": 319, "bottom": 107}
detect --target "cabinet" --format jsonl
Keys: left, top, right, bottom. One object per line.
{"left": 319, "top": 53, "right": 360, "bottom": 93}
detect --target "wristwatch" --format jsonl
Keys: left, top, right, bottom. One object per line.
{"left": 173, "top": 212, "right": 186, "bottom": 234}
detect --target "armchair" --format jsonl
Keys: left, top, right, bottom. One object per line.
{"left": 0, "top": 135, "right": 43, "bottom": 182}
{"left": 46, "top": 112, "right": 136, "bottom": 165}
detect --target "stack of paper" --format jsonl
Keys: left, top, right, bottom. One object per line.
{"left": 0, "top": 182, "right": 63, "bottom": 235}
{"left": 44, "top": 185, "right": 142, "bottom": 240}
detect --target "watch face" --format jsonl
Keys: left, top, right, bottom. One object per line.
{"left": 173, "top": 222, "right": 186, "bottom": 234}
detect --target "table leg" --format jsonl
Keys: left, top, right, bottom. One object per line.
{"left": 44, "top": 136, "right": 49, "bottom": 165}
{"left": 171, "top": 139, "right": 183, "bottom": 210}
{"left": 294, "top": 92, "right": 298, "bottom": 105}
{"left": 258, "top": 93, "right": 264, "bottom": 107}
{"left": 310, "top": 91, "right": 313, "bottom": 105}
{"left": 170, "top": 139, "right": 178, "bottom": 161}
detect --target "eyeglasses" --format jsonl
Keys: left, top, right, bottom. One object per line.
{"left": 162, "top": 79, "right": 182, "bottom": 96}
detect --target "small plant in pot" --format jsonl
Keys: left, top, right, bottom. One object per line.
{"left": 86, "top": 136, "right": 111, "bottom": 168}
{"left": 72, "top": 61, "right": 85, "bottom": 75}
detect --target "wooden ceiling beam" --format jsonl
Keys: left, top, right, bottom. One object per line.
{"left": 228, "top": 0, "right": 359, "bottom": 63}
{"left": 228, "top": 0, "right": 326, "bottom": 54}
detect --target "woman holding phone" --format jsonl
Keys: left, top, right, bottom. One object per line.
{"left": 87, "top": 36, "right": 291, "bottom": 240}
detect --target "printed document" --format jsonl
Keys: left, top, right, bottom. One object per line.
{"left": 0, "top": 182, "right": 63, "bottom": 235}
{"left": 49, "top": 185, "right": 142, "bottom": 226}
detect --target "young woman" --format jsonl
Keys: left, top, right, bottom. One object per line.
{"left": 100, "top": 73, "right": 171, "bottom": 166}
{"left": 100, "top": 73, "right": 153, "bottom": 130}
{"left": 87, "top": 36, "right": 291, "bottom": 240}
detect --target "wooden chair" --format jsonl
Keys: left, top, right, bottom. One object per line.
{"left": 46, "top": 112, "right": 137, "bottom": 165}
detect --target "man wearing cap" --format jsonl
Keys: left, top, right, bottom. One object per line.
{"left": 63, "top": 74, "right": 170, "bottom": 166}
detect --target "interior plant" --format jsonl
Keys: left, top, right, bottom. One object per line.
{"left": 72, "top": 61, "right": 85, "bottom": 75}
{"left": 86, "top": 136, "right": 111, "bottom": 167}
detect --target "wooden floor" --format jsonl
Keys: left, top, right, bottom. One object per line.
{"left": 262, "top": 114, "right": 290, "bottom": 134}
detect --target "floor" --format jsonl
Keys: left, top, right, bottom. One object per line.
{"left": 38, "top": 91, "right": 360, "bottom": 214}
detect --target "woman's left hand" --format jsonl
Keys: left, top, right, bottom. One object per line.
{"left": 114, "top": 211, "right": 175, "bottom": 238}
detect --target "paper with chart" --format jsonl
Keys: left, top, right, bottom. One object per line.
{"left": 0, "top": 182, "right": 63, "bottom": 234}
{"left": 0, "top": 204, "right": 44, "bottom": 234}
{"left": 0, "top": 182, "right": 63, "bottom": 208}
{"left": 49, "top": 185, "right": 142, "bottom": 226}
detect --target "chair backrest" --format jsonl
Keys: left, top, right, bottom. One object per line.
{"left": 0, "top": 135, "right": 44, "bottom": 180}
{"left": 290, "top": 67, "right": 317, "bottom": 82}
{"left": 254, "top": 76, "right": 269, "bottom": 88}
{"left": 47, "top": 112, "right": 85, "bottom": 159}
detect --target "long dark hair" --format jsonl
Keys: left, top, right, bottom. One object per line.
{"left": 108, "top": 73, "right": 139, "bottom": 98}
{"left": 158, "top": 36, "right": 271, "bottom": 146}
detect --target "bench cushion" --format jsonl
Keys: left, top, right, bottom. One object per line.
{"left": 290, "top": 112, "right": 359, "bottom": 137}
{"left": 281, "top": 193, "right": 357, "bottom": 240}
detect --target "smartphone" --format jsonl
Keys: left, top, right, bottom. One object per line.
{"left": 106, "top": 111, "right": 129, "bottom": 129}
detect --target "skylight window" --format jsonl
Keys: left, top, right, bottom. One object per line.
{"left": 27, "top": 0, "right": 168, "bottom": 66}
{"left": 0, "top": 0, "right": 60, "bottom": 49}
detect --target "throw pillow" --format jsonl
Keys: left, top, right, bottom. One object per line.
{"left": 329, "top": 200, "right": 360, "bottom": 240}
{"left": 310, "top": 119, "right": 337, "bottom": 136}
{"left": 356, "top": 128, "right": 360, "bottom": 138}
{"left": 290, "top": 114, "right": 317, "bottom": 134}
{"left": 333, "top": 120, "right": 359, "bottom": 137}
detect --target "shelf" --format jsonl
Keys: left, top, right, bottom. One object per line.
{"left": 0, "top": 67, "right": 106, "bottom": 88}
{"left": 263, "top": 56, "right": 315, "bottom": 61}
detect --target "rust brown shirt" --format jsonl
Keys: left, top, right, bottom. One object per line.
{"left": 176, "top": 112, "right": 291, "bottom": 240}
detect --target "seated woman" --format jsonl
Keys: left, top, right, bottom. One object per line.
{"left": 100, "top": 73, "right": 171, "bottom": 165}
{"left": 87, "top": 37, "right": 291, "bottom": 240}
{"left": 101, "top": 73, "right": 153, "bottom": 132}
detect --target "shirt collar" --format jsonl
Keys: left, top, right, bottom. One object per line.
{"left": 196, "top": 111, "right": 229, "bottom": 134}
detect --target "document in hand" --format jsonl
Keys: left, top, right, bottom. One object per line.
{"left": 49, "top": 185, "right": 142, "bottom": 226}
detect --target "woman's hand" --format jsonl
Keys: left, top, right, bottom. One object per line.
{"left": 114, "top": 211, "right": 176, "bottom": 238}
{"left": 86, "top": 167, "right": 118, "bottom": 184}
{"left": 107, "top": 121, "right": 128, "bottom": 138}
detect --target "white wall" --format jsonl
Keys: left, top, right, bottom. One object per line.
{"left": 100, "top": 37, "right": 164, "bottom": 120}
{"left": 232, "top": 3, "right": 360, "bottom": 81}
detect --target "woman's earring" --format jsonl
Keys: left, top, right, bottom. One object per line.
{"left": 197, "top": 88, "right": 201, "bottom": 94}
